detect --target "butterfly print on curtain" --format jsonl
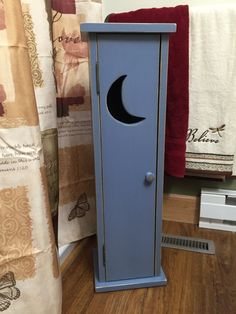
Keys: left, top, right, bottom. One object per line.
{"left": 68, "top": 193, "right": 90, "bottom": 221}
{"left": 0, "top": 272, "right": 20, "bottom": 312}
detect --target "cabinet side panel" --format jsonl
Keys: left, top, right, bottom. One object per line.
{"left": 88, "top": 34, "right": 106, "bottom": 281}
{"left": 155, "top": 34, "right": 169, "bottom": 276}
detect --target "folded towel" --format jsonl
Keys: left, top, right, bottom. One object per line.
{"left": 186, "top": 4, "right": 236, "bottom": 176}
{"left": 108, "top": 5, "right": 189, "bottom": 178}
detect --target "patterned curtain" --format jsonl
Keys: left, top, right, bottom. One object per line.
{"left": 0, "top": 0, "right": 102, "bottom": 312}
{"left": 51, "top": 0, "right": 102, "bottom": 246}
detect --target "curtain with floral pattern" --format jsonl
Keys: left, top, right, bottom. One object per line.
{"left": 0, "top": 0, "right": 102, "bottom": 312}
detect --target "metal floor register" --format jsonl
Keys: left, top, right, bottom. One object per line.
{"left": 161, "top": 234, "right": 215, "bottom": 254}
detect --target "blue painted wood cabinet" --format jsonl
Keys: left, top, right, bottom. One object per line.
{"left": 81, "top": 23, "right": 176, "bottom": 292}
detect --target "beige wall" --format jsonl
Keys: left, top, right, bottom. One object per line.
{"left": 102, "top": 0, "right": 236, "bottom": 18}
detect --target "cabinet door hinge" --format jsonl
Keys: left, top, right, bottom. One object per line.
{"left": 102, "top": 245, "right": 106, "bottom": 267}
{"left": 96, "top": 61, "right": 100, "bottom": 94}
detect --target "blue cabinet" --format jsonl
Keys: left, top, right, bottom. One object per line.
{"left": 81, "top": 23, "right": 176, "bottom": 292}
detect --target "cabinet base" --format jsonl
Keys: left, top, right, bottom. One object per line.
{"left": 93, "top": 249, "right": 167, "bottom": 292}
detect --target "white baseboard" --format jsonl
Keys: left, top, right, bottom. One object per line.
{"left": 59, "top": 242, "right": 77, "bottom": 265}
{"left": 199, "top": 218, "right": 236, "bottom": 232}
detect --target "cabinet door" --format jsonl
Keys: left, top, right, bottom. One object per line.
{"left": 98, "top": 33, "right": 160, "bottom": 281}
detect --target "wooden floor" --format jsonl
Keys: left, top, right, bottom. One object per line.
{"left": 62, "top": 222, "right": 236, "bottom": 314}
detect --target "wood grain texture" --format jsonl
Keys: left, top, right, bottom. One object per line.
{"left": 61, "top": 238, "right": 90, "bottom": 275}
{"left": 163, "top": 194, "right": 199, "bottom": 224}
{"left": 62, "top": 221, "right": 236, "bottom": 314}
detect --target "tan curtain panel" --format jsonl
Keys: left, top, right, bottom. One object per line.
{"left": 0, "top": 0, "right": 102, "bottom": 312}
{"left": 51, "top": 0, "right": 102, "bottom": 246}
{"left": 0, "top": 0, "right": 61, "bottom": 313}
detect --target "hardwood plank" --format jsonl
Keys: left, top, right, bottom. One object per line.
{"left": 62, "top": 222, "right": 236, "bottom": 314}
{"left": 62, "top": 237, "right": 96, "bottom": 314}
{"left": 86, "top": 288, "right": 147, "bottom": 314}
{"left": 61, "top": 238, "right": 90, "bottom": 275}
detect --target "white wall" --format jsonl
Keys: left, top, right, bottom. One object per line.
{"left": 102, "top": 0, "right": 236, "bottom": 19}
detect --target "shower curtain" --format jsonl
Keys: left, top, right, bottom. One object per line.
{"left": 52, "top": 0, "right": 102, "bottom": 246}
{"left": 0, "top": 0, "right": 102, "bottom": 312}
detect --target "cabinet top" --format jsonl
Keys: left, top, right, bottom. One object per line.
{"left": 80, "top": 23, "right": 176, "bottom": 35}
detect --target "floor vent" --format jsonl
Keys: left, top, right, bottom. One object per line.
{"left": 161, "top": 234, "right": 215, "bottom": 254}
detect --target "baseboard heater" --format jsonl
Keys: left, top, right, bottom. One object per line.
{"left": 200, "top": 188, "right": 236, "bottom": 232}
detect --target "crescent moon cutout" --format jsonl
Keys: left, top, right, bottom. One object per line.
{"left": 107, "top": 75, "right": 145, "bottom": 124}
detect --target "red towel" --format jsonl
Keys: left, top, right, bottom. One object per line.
{"left": 108, "top": 6, "right": 189, "bottom": 177}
